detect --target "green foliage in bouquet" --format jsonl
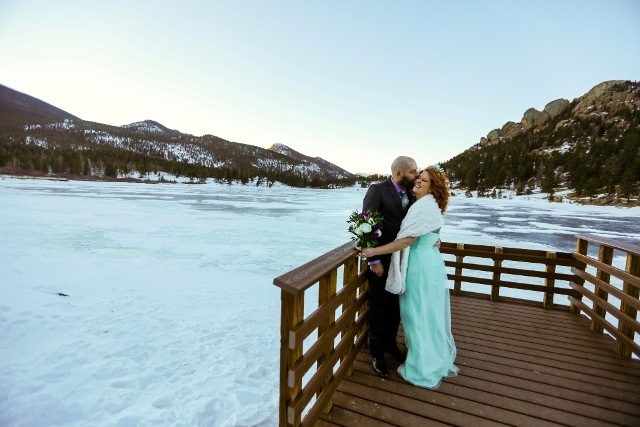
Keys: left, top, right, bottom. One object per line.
{"left": 347, "top": 209, "right": 384, "bottom": 248}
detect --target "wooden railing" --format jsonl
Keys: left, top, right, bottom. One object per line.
{"left": 440, "top": 241, "right": 581, "bottom": 308}
{"left": 273, "top": 235, "right": 640, "bottom": 426}
{"left": 273, "top": 242, "right": 369, "bottom": 427}
{"left": 567, "top": 233, "right": 640, "bottom": 358}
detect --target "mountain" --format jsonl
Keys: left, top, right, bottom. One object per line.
{"left": 121, "top": 120, "right": 183, "bottom": 138}
{"left": 0, "top": 84, "right": 357, "bottom": 188}
{"left": 267, "top": 143, "right": 353, "bottom": 179}
{"left": 0, "top": 84, "right": 80, "bottom": 126}
{"left": 442, "top": 80, "right": 640, "bottom": 204}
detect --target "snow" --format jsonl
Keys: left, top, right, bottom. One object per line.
{"left": 24, "top": 136, "right": 49, "bottom": 148}
{"left": 25, "top": 119, "right": 76, "bottom": 131}
{"left": 122, "top": 121, "right": 166, "bottom": 134}
{"left": 545, "top": 141, "right": 572, "bottom": 154}
{"left": 85, "top": 130, "right": 223, "bottom": 167}
{"left": 0, "top": 176, "right": 638, "bottom": 426}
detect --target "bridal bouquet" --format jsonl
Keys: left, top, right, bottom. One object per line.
{"left": 347, "top": 209, "right": 383, "bottom": 250}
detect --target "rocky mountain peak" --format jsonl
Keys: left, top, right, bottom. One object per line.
{"left": 443, "top": 79, "right": 639, "bottom": 205}
{"left": 573, "top": 79, "right": 637, "bottom": 118}
{"left": 480, "top": 80, "right": 639, "bottom": 145}
{"left": 543, "top": 99, "right": 570, "bottom": 118}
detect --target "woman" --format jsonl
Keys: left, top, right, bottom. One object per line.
{"left": 361, "top": 165, "right": 458, "bottom": 388}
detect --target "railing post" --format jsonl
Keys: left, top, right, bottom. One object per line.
{"left": 342, "top": 256, "right": 359, "bottom": 375}
{"left": 616, "top": 252, "right": 640, "bottom": 357}
{"left": 280, "top": 291, "right": 304, "bottom": 427}
{"left": 591, "top": 244, "right": 614, "bottom": 333}
{"left": 453, "top": 243, "right": 464, "bottom": 295}
{"left": 491, "top": 247, "right": 503, "bottom": 301}
{"left": 317, "top": 270, "right": 337, "bottom": 412}
{"left": 543, "top": 251, "right": 557, "bottom": 309}
{"left": 357, "top": 258, "right": 369, "bottom": 347}
{"left": 570, "top": 237, "right": 589, "bottom": 314}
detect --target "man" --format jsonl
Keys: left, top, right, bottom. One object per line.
{"left": 362, "top": 155, "right": 419, "bottom": 377}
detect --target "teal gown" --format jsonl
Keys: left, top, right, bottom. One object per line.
{"left": 398, "top": 230, "right": 458, "bottom": 388}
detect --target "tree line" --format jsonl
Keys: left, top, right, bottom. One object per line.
{"left": 0, "top": 140, "right": 360, "bottom": 188}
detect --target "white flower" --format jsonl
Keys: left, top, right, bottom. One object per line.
{"left": 357, "top": 223, "right": 372, "bottom": 234}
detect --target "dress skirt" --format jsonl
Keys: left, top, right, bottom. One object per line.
{"left": 398, "top": 232, "right": 458, "bottom": 388}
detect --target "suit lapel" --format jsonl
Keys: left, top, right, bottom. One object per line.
{"left": 384, "top": 178, "right": 404, "bottom": 212}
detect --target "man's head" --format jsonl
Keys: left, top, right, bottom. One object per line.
{"left": 390, "top": 156, "right": 419, "bottom": 189}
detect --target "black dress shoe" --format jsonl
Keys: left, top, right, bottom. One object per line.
{"left": 388, "top": 347, "right": 407, "bottom": 363}
{"left": 371, "top": 357, "right": 389, "bottom": 378}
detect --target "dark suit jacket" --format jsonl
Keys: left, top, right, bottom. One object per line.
{"left": 362, "top": 177, "right": 408, "bottom": 265}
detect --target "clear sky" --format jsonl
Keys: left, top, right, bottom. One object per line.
{"left": 1, "top": 1, "right": 638, "bottom": 174}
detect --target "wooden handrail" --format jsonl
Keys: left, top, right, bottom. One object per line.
{"left": 440, "top": 242, "right": 579, "bottom": 307}
{"left": 274, "top": 242, "right": 357, "bottom": 295}
{"left": 569, "top": 281, "right": 640, "bottom": 335}
{"left": 568, "top": 296, "right": 640, "bottom": 356}
{"left": 274, "top": 244, "right": 366, "bottom": 426}
{"left": 575, "top": 233, "right": 640, "bottom": 257}
{"left": 273, "top": 235, "right": 640, "bottom": 425}
{"left": 444, "top": 260, "right": 577, "bottom": 280}
{"left": 573, "top": 252, "right": 640, "bottom": 288}
{"left": 570, "top": 234, "right": 640, "bottom": 358}
{"left": 571, "top": 267, "right": 640, "bottom": 311}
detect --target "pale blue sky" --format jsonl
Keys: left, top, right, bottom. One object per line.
{"left": 1, "top": 1, "right": 638, "bottom": 174}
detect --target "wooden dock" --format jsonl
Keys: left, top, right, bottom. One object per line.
{"left": 274, "top": 233, "right": 640, "bottom": 426}
{"left": 319, "top": 295, "right": 640, "bottom": 426}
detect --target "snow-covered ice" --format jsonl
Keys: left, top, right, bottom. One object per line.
{"left": 0, "top": 177, "right": 638, "bottom": 426}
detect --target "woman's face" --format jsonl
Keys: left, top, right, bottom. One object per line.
{"left": 413, "top": 170, "right": 431, "bottom": 199}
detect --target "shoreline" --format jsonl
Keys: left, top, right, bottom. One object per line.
{"left": 1, "top": 171, "right": 638, "bottom": 208}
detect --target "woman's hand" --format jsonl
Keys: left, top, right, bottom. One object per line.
{"left": 361, "top": 247, "right": 375, "bottom": 258}
{"left": 355, "top": 245, "right": 376, "bottom": 258}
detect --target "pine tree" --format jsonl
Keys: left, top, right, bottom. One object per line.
{"left": 541, "top": 162, "right": 556, "bottom": 194}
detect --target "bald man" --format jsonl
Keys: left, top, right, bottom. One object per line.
{"left": 362, "top": 156, "right": 419, "bottom": 377}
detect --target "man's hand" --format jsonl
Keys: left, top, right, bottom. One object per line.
{"left": 370, "top": 263, "right": 384, "bottom": 277}
{"left": 435, "top": 239, "right": 441, "bottom": 249}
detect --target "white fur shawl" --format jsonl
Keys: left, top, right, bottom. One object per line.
{"left": 385, "top": 194, "right": 443, "bottom": 294}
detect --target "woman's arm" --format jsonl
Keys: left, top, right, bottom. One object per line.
{"left": 361, "top": 236, "right": 417, "bottom": 257}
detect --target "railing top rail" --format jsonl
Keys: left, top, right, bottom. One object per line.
{"left": 272, "top": 233, "right": 640, "bottom": 296}
{"left": 440, "top": 241, "right": 573, "bottom": 258}
{"left": 576, "top": 233, "right": 640, "bottom": 256}
{"left": 273, "top": 241, "right": 357, "bottom": 295}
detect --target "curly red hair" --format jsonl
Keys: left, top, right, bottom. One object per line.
{"left": 425, "top": 167, "right": 450, "bottom": 213}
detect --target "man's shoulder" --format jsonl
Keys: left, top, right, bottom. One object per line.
{"left": 364, "top": 180, "right": 390, "bottom": 200}
{"left": 368, "top": 178, "right": 391, "bottom": 190}
{"left": 365, "top": 179, "right": 401, "bottom": 213}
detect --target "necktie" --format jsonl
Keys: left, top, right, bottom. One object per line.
{"left": 401, "top": 191, "right": 409, "bottom": 209}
